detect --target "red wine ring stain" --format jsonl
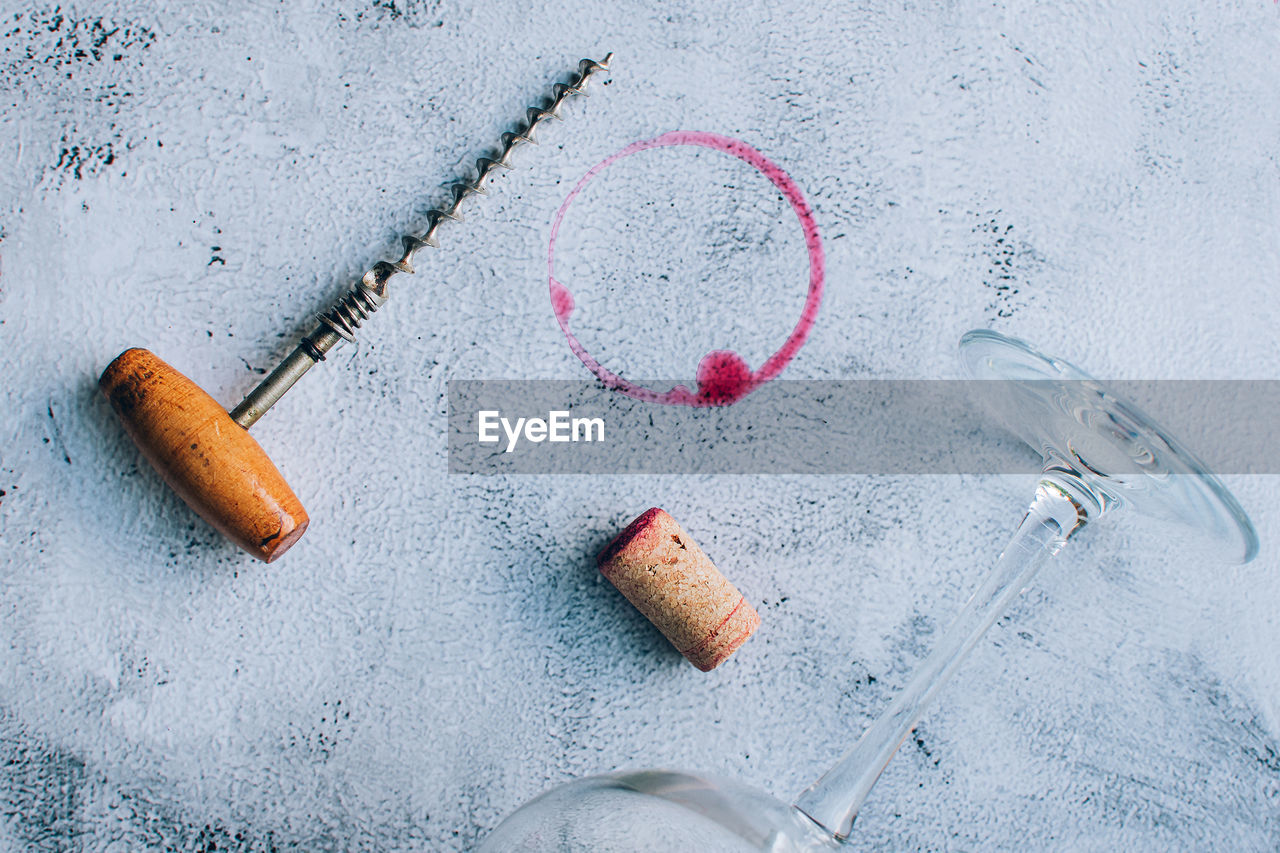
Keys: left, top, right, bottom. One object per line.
{"left": 548, "top": 131, "right": 825, "bottom": 406}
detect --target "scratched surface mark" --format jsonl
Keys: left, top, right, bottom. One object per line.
{"left": 2, "top": 1, "right": 1280, "bottom": 851}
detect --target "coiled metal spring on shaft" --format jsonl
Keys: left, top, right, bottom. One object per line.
{"left": 319, "top": 53, "right": 613, "bottom": 344}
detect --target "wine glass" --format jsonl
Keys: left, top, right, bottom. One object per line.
{"left": 478, "top": 330, "right": 1259, "bottom": 851}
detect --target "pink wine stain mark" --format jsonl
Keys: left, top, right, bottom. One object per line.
{"left": 550, "top": 281, "right": 575, "bottom": 321}
{"left": 548, "top": 130, "right": 825, "bottom": 407}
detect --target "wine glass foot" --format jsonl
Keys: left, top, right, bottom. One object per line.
{"left": 959, "top": 329, "right": 1258, "bottom": 563}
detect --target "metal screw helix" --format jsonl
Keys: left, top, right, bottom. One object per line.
{"left": 318, "top": 54, "right": 612, "bottom": 344}
{"left": 228, "top": 54, "right": 613, "bottom": 428}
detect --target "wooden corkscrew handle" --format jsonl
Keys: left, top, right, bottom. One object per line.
{"left": 100, "top": 349, "right": 308, "bottom": 562}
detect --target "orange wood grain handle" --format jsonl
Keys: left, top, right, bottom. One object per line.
{"left": 100, "top": 348, "right": 308, "bottom": 562}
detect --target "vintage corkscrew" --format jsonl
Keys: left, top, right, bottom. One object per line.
{"left": 99, "top": 54, "right": 612, "bottom": 562}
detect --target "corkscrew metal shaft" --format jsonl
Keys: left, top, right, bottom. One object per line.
{"left": 228, "top": 53, "right": 613, "bottom": 428}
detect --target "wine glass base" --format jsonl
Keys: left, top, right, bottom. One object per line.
{"left": 959, "top": 330, "right": 1258, "bottom": 563}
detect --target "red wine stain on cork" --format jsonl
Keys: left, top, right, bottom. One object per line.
{"left": 597, "top": 506, "right": 665, "bottom": 566}
{"left": 548, "top": 131, "right": 825, "bottom": 407}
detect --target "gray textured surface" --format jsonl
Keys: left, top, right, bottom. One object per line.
{"left": 2, "top": 1, "right": 1279, "bottom": 850}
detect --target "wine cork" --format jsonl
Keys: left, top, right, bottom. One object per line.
{"left": 597, "top": 508, "right": 760, "bottom": 671}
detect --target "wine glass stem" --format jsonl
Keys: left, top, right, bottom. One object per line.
{"left": 794, "top": 481, "right": 1087, "bottom": 841}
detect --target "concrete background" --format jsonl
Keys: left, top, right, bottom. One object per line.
{"left": 2, "top": 1, "right": 1278, "bottom": 849}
